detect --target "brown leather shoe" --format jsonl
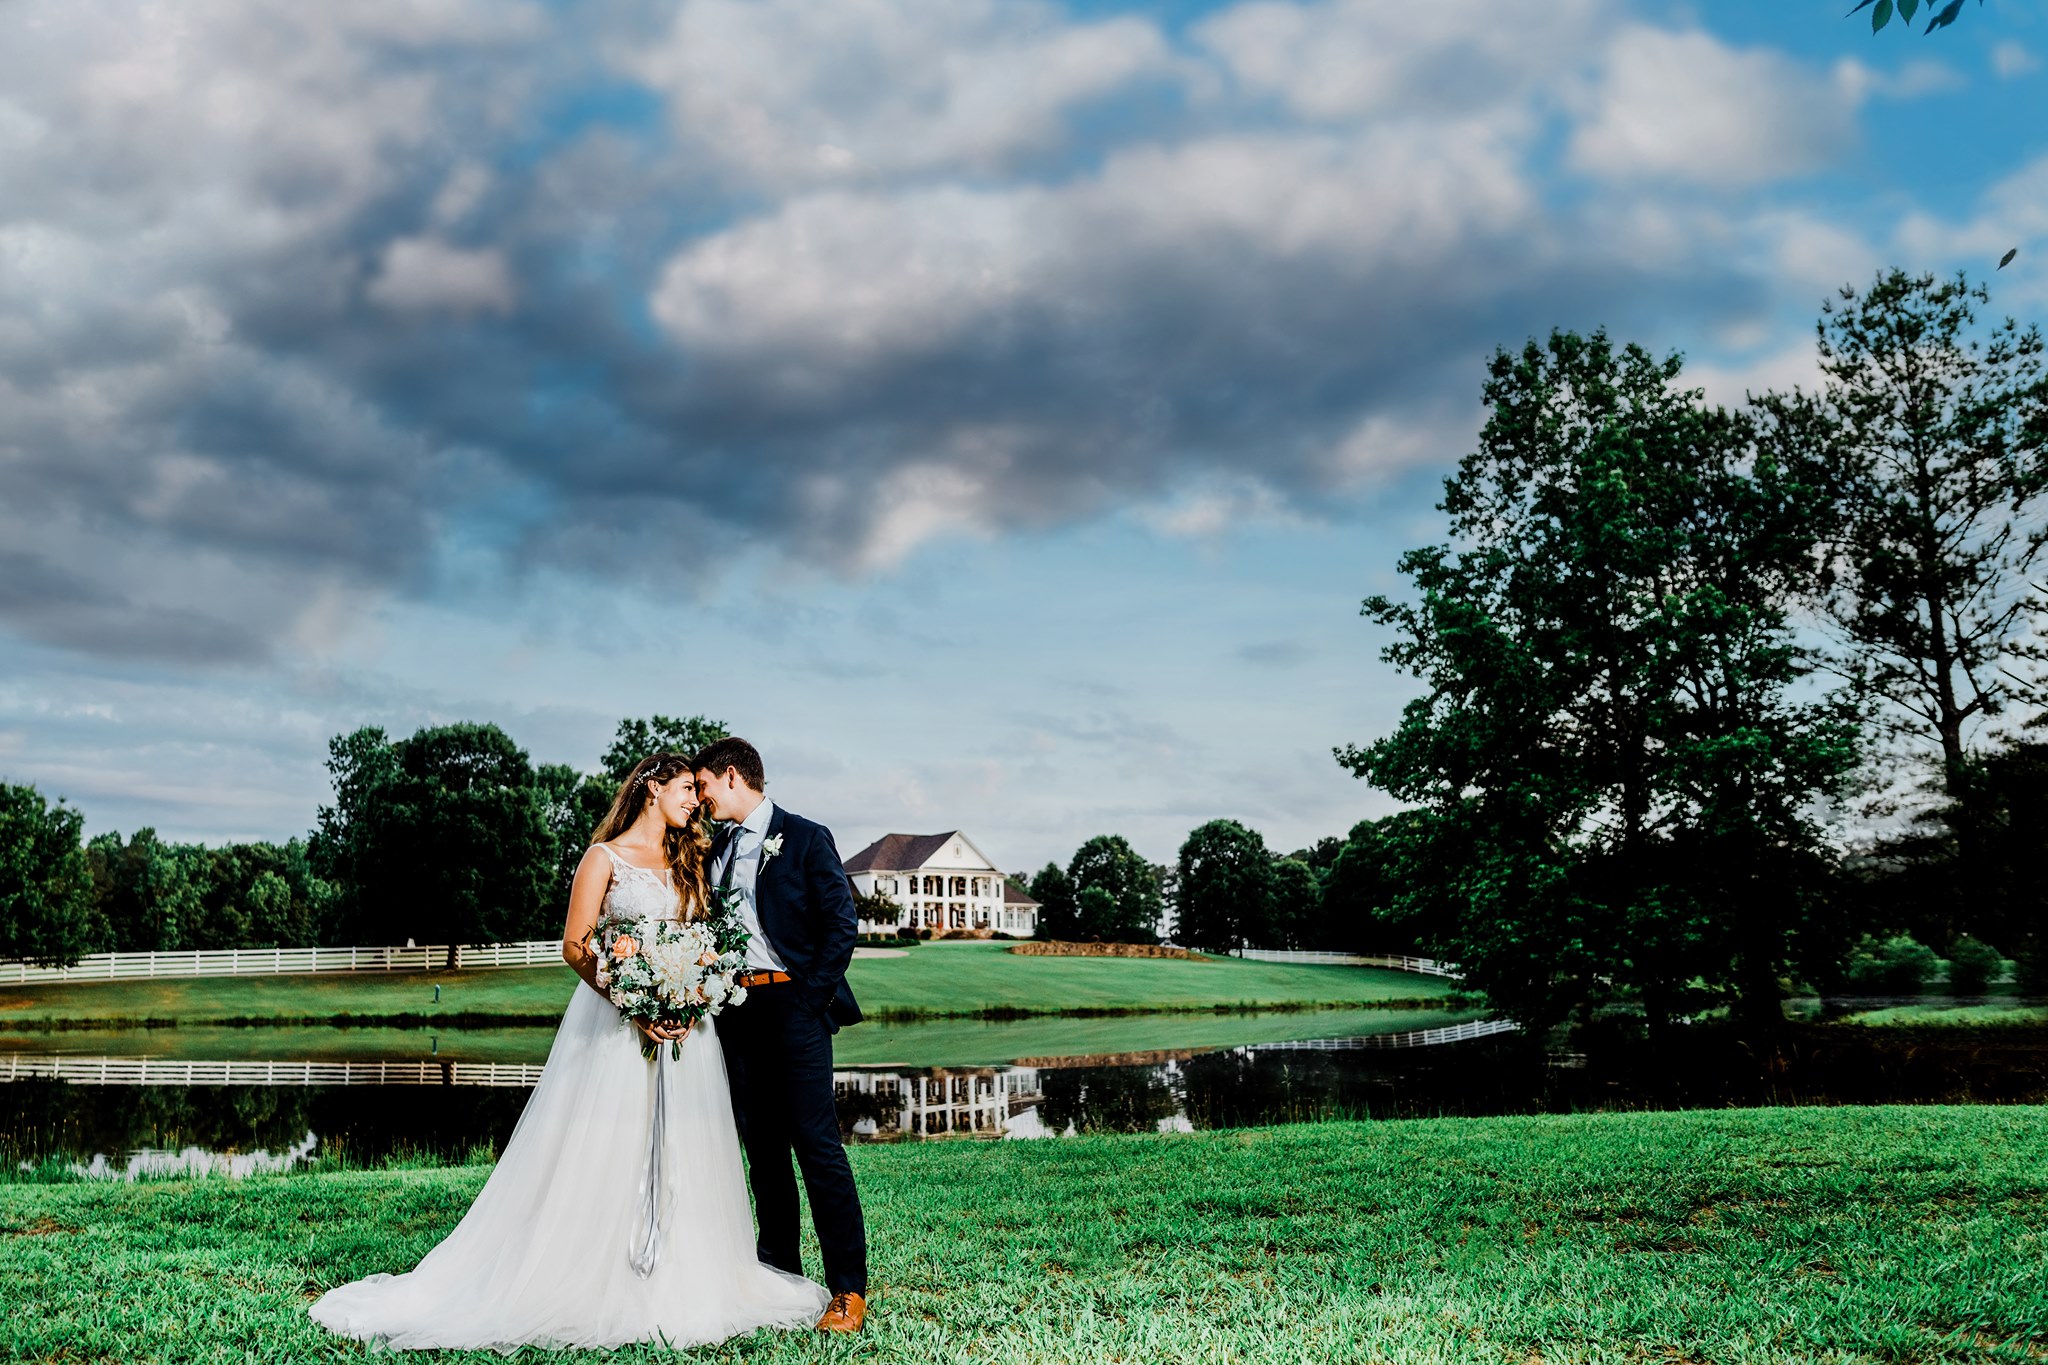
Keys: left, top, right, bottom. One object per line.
{"left": 815, "top": 1291, "right": 866, "bottom": 1333}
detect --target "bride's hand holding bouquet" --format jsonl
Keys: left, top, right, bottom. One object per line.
{"left": 592, "top": 891, "right": 752, "bottom": 1059}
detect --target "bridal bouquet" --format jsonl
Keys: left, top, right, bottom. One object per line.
{"left": 593, "top": 892, "right": 752, "bottom": 1059}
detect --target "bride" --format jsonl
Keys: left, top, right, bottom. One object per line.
{"left": 309, "top": 752, "right": 830, "bottom": 1351}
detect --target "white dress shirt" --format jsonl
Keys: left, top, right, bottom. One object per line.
{"left": 714, "top": 795, "right": 789, "bottom": 973}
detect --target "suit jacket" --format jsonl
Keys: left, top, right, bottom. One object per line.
{"left": 714, "top": 804, "right": 863, "bottom": 1031}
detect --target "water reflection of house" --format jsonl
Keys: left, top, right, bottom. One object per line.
{"left": 835, "top": 1066, "right": 1044, "bottom": 1138}
{"left": 843, "top": 832, "right": 1039, "bottom": 936}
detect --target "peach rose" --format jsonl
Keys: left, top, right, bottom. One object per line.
{"left": 611, "top": 936, "right": 638, "bottom": 960}
{"left": 698, "top": 951, "right": 718, "bottom": 967}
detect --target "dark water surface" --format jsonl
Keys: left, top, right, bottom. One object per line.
{"left": 4, "top": 1012, "right": 2045, "bottom": 1174}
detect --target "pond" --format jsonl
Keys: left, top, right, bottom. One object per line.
{"left": 4, "top": 1003, "right": 2045, "bottom": 1175}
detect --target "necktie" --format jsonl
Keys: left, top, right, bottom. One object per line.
{"left": 719, "top": 828, "right": 742, "bottom": 894}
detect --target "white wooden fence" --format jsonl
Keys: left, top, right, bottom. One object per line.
{"left": 1230, "top": 948, "right": 1462, "bottom": 978}
{"left": 0, "top": 939, "right": 564, "bottom": 986}
{"left": 1249, "top": 1017, "right": 1518, "bottom": 1051}
{"left": 0, "top": 1054, "right": 546, "bottom": 1087}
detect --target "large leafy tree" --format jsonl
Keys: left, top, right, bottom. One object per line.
{"left": 312, "top": 723, "right": 557, "bottom": 946}
{"left": 94, "top": 835, "right": 335, "bottom": 952}
{"left": 86, "top": 829, "right": 208, "bottom": 952}
{"left": 193, "top": 840, "right": 333, "bottom": 949}
{"left": 1765, "top": 271, "right": 2048, "bottom": 904}
{"left": 1267, "top": 858, "right": 1321, "bottom": 950}
{"left": 1339, "top": 330, "right": 1859, "bottom": 1037}
{"left": 1173, "top": 820, "right": 1273, "bottom": 954}
{"left": 1067, "top": 834, "right": 1164, "bottom": 942}
{"left": 1974, "top": 741, "right": 2048, "bottom": 990}
{"left": 600, "top": 715, "right": 728, "bottom": 784}
{"left": 1318, "top": 812, "right": 1435, "bottom": 953}
{"left": 1076, "top": 886, "right": 1119, "bottom": 941}
{"left": 1028, "top": 862, "right": 1078, "bottom": 940}
{"left": 0, "top": 783, "right": 106, "bottom": 964}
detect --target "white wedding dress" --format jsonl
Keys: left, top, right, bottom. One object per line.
{"left": 309, "top": 845, "right": 830, "bottom": 1351}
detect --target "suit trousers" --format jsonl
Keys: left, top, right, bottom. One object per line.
{"left": 717, "top": 985, "right": 868, "bottom": 1296}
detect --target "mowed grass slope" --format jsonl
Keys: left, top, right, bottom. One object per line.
{"left": 4, "top": 1106, "right": 2043, "bottom": 1363}
{"left": 848, "top": 941, "right": 1451, "bottom": 1014}
{"left": 0, "top": 941, "right": 1454, "bottom": 1027}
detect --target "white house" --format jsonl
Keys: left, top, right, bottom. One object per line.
{"left": 833, "top": 1066, "right": 1044, "bottom": 1138}
{"left": 843, "top": 831, "right": 1040, "bottom": 937}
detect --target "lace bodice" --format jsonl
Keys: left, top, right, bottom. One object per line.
{"left": 598, "top": 844, "right": 680, "bottom": 924}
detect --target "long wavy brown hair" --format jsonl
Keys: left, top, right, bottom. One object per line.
{"left": 588, "top": 751, "right": 713, "bottom": 921}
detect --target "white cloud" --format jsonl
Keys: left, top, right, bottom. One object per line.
{"left": 651, "top": 121, "right": 1537, "bottom": 389}
{"left": 1194, "top": 0, "right": 1604, "bottom": 121}
{"left": 429, "top": 162, "right": 494, "bottom": 227}
{"left": 1321, "top": 406, "right": 1475, "bottom": 483}
{"left": 837, "top": 459, "right": 1005, "bottom": 570}
{"left": 621, "top": 0, "right": 1173, "bottom": 186}
{"left": 0, "top": 1, "right": 555, "bottom": 658}
{"left": 1569, "top": 25, "right": 1860, "bottom": 188}
{"left": 643, "top": 116, "right": 1550, "bottom": 564}
{"left": 650, "top": 187, "right": 1042, "bottom": 382}
{"left": 368, "top": 237, "right": 516, "bottom": 315}
{"left": 1833, "top": 56, "right": 1964, "bottom": 102}
{"left": 1895, "top": 152, "right": 2048, "bottom": 303}
{"left": 1991, "top": 41, "right": 2040, "bottom": 80}
{"left": 1681, "top": 340, "right": 1827, "bottom": 408}
{"left": 1137, "top": 478, "right": 1302, "bottom": 538}
{"left": 1756, "top": 209, "right": 1884, "bottom": 298}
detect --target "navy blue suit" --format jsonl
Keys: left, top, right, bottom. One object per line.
{"left": 713, "top": 803, "right": 867, "bottom": 1296}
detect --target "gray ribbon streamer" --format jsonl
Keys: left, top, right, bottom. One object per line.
{"left": 629, "top": 1047, "right": 667, "bottom": 1278}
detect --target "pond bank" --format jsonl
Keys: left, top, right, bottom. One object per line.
{"left": 0, "top": 941, "right": 1459, "bottom": 1029}
{"left": 0, "top": 1006, "right": 1488, "bottom": 1068}
{"left": 3, "top": 1106, "right": 2040, "bottom": 1363}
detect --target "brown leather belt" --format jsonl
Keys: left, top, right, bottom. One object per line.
{"left": 737, "top": 970, "right": 791, "bottom": 988}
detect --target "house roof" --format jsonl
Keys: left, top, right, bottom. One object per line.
{"left": 843, "top": 832, "right": 961, "bottom": 874}
{"left": 1003, "top": 881, "right": 1040, "bottom": 907}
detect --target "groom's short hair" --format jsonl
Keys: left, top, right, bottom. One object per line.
{"left": 693, "top": 737, "right": 765, "bottom": 792}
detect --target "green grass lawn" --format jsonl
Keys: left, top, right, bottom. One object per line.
{"left": 3, "top": 1105, "right": 2042, "bottom": 1363}
{"left": 0, "top": 941, "right": 1455, "bottom": 1028}
{"left": 1838, "top": 999, "right": 2048, "bottom": 1027}
{"left": 0, "top": 1006, "right": 1487, "bottom": 1069}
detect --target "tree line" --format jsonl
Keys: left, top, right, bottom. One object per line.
{"left": 0, "top": 715, "right": 725, "bottom": 963}
{"left": 1006, "top": 815, "right": 1419, "bottom": 957}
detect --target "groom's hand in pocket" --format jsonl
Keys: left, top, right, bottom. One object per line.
{"left": 791, "top": 980, "right": 833, "bottom": 1021}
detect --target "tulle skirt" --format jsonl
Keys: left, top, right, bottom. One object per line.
{"left": 308, "top": 985, "right": 829, "bottom": 1352}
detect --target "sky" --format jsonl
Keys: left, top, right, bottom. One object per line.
{"left": 1, "top": 0, "right": 2044, "bottom": 874}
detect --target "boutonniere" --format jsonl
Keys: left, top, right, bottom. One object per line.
{"left": 762, "top": 833, "right": 786, "bottom": 861}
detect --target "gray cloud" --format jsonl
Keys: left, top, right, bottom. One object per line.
{"left": 1236, "top": 640, "right": 1313, "bottom": 667}
{"left": 0, "top": 551, "right": 270, "bottom": 663}
{"left": 0, "top": 0, "right": 1888, "bottom": 662}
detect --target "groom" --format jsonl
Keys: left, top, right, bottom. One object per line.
{"left": 692, "top": 737, "right": 868, "bottom": 1334}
